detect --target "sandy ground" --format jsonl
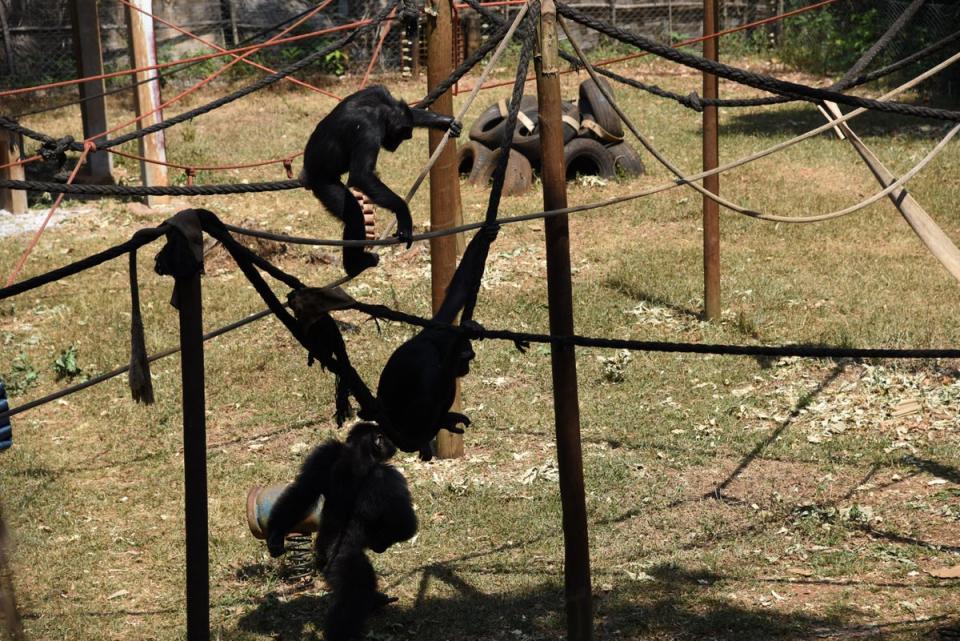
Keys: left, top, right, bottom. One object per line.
{"left": 0, "top": 207, "right": 89, "bottom": 237}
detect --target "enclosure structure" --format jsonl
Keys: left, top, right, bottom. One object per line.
{"left": 1, "top": 1, "right": 960, "bottom": 640}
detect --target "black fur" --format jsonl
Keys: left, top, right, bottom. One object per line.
{"left": 266, "top": 423, "right": 417, "bottom": 641}
{"left": 369, "top": 224, "right": 499, "bottom": 460}
{"left": 301, "top": 85, "right": 462, "bottom": 276}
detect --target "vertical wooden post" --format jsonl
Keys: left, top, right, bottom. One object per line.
{"left": 536, "top": 3, "right": 592, "bottom": 640}
{"left": 0, "top": 7, "right": 16, "bottom": 77}
{"left": 70, "top": 0, "right": 113, "bottom": 183}
{"left": 0, "top": 505, "right": 26, "bottom": 641}
{"left": 125, "top": 0, "right": 169, "bottom": 206}
{"left": 0, "top": 130, "right": 27, "bottom": 214}
{"left": 702, "top": 0, "right": 721, "bottom": 321}
{"left": 177, "top": 268, "right": 209, "bottom": 641}
{"left": 426, "top": 0, "right": 465, "bottom": 459}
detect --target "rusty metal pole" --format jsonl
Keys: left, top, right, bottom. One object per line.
{"left": 535, "top": 2, "right": 592, "bottom": 639}
{"left": 125, "top": 0, "right": 169, "bottom": 207}
{"left": 702, "top": 0, "right": 721, "bottom": 321}
{"left": 426, "top": 0, "right": 466, "bottom": 459}
{"left": 176, "top": 269, "right": 209, "bottom": 641}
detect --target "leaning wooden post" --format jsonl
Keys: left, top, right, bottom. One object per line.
{"left": 69, "top": 0, "right": 113, "bottom": 183}
{"left": 159, "top": 216, "right": 209, "bottom": 641}
{"left": 0, "top": 130, "right": 27, "bottom": 214}
{"left": 125, "top": 0, "right": 169, "bottom": 206}
{"left": 426, "top": 0, "right": 466, "bottom": 458}
{"left": 535, "top": 2, "right": 593, "bottom": 639}
{"left": 702, "top": 0, "right": 721, "bottom": 321}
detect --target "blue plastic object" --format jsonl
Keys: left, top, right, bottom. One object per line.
{"left": 0, "top": 380, "right": 10, "bottom": 451}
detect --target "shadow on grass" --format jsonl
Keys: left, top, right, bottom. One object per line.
{"left": 233, "top": 558, "right": 868, "bottom": 641}
{"left": 723, "top": 104, "right": 958, "bottom": 141}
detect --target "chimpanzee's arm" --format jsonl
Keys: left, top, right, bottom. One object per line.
{"left": 433, "top": 223, "right": 499, "bottom": 323}
{"left": 266, "top": 440, "right": 343, "bottom": 557}
{"left": 411, "top": 108, "right": 462, "bottom": 137}
{"left": 346, "top": 135, "right": 413, "bottom": 245}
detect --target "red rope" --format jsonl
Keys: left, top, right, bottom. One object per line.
{"left": 108, "top": 147, "right": 304, "bottom": 172}
{"left": 358, "top": 8, "right": 397, "bottom": 91}
{"left": 0, "top": 155, "right": 41, "bottom": 172}
{"left": 0, "top": 18, "right": 387, "bottom": 99}
{"left": 118, "top": 0, "right": 341, "bottom": 101}
{"left": 455, "top": 0, "right": 842, "bottom": 94}
{"left": 89, "top": 1, "right": 339, "bottom": 146}
{"left": 5, "top": 142, "right": 95, "bottom": 286}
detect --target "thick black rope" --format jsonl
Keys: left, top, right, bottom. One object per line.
{"left": 0, "top": 0, "right": 400, "bottom": 154}
{"left": 0, "top": 178, "right": 302, "bottom": 196}
{"left": 484, "top": 18, "right": 535, "bottom": 227}
{"left": 557, "top": 1, "right": 960, "bottom": 122}
{"left": 833, "top": 0, "right": 927, "bottom": 89}
{"left": 463, "top": 0, "right": 939, "bottom": 113}
{"left": 0, "top": 227, "right": 167, "bottom": 300}
{"left": 350, "top": 300, "right": 960, "bottom": 360}
{"left": 0, "top": 308, "right": 273, "bottom": 422}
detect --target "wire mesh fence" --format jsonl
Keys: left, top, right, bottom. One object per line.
{"left": 0, "top": 1, "right": 957, "bottom": 92}
{"left": 0, "top": 0, "right": 773, "bottom": 92}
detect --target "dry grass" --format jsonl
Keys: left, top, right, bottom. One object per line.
{"left": 1, "top": 55, "right": 959, "bottom": 641}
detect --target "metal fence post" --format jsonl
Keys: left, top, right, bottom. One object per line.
{"left": 702, "top": 0, "right": 721, "bottom": 321}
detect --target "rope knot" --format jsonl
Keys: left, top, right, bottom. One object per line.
{"left": 282, "top": 158, "right": 294, "bottom": 179}
{"left": 185, "top": 168, "right": 197, "bottom": 186}
{"left": 685, "top": 91, "right": 704, "bottom": 112}
{"left": 40, "top": 136, "right": 75, "bottom": 164}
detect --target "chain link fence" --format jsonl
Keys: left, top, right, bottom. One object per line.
{"left": 0, "top": 0, "right": 957, "bottom": 92}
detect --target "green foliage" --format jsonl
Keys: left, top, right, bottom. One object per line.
{"left": 321, "top": 49, "right": 349, "bottom": 77}
{"left": 776, "top": 3, "right": 883, "bottom": 75}
{"left": 5, "top": 353, "right": 39, "bottom": 396}
{"left": 53, "top": 345, "right": 83, "bottom": 381}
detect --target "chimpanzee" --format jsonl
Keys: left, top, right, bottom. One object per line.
{"left": 367, "top": 223, "right": 505, "bottom": 460}
{"left": 266, "top": 423, "right": 417, "bottom": 641}
{"left": 301, "top": 85, "right": 462, "bottom": 276}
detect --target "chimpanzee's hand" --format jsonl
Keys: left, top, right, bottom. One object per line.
{"left": 448, "top": 119, "right": 463, "bottom": 138}
{"left": 397, "top": 224, "right": 414, "bottom": 249}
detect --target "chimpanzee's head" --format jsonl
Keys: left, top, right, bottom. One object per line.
{"left": 383, "top": 100, "right": 414, "bottom": 152}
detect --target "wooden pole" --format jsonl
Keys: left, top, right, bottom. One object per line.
{"left": 0, "top": 130, "right": 27, "bottom": 214}
{"left": 176, "top": 265, "right": 209, "bottom": 641}
{"left": 536, "top": 3, "right": 592, "bottom": 640}
{"left": 69, "top": 0, "right": 114, "bottom": 183}
{"left": 702, "top": 0, "right": 721, "bottom": 321}
{"left": 0, "top": 505, "right": 26, "bottom": 641}
{"left": 426, "top": 0, "right": 466, "bottom": 459}
{"left": 125, "top": 0, "right": 169, "bottom": 207}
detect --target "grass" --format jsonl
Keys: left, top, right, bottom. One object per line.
{"left": 1, "top": 56, "right": 959, "bottom": 641}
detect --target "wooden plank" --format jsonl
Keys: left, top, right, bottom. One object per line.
{"left": 0, "top": 130, "right": 27, "bottom": 214}
{"left": 821, "top": 101, "right": 960, "bottom": 284}
{"left": 125, "top": 0, "right": 169, "bottom": 206}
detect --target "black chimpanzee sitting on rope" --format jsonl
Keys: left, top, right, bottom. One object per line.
{"left": 300, "top": 85, "right": 462, "bottom": 277}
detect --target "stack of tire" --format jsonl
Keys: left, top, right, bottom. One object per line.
{"left": 457, "top": 77, "right": 644, "bottom": 196}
